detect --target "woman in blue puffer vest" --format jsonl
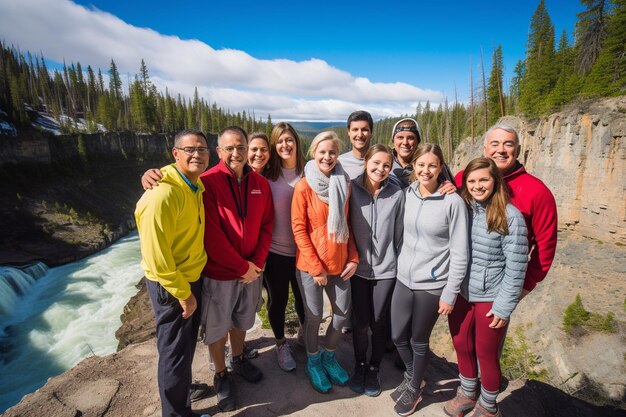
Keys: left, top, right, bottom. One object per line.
{"left": 444, "top": 157, "right": 528, "bottom": 417}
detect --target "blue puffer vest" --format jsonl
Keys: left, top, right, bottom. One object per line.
{"left": 462, "top": 201, "right": 529, "bottom": 320}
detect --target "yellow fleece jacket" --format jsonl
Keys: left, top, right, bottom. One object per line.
{"left": 135, "top": 164, "right": 207, "bottom": 300}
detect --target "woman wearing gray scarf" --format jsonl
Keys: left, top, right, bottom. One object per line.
{"left": 292, "top": 131, "right": 359, "bottom": 394}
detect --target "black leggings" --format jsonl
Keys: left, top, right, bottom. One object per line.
{"left": 351, "top": 276, "right": 395, "bottom": 367}
{"left": 263, "top": 251, "right": 305, "bottom": 340}
{"left": 391, "top": 281, "right": 441, "bottom": 390}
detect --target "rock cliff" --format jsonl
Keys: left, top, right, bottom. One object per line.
{"left": 0, "top": 129, "right": 217, "bottom": 266}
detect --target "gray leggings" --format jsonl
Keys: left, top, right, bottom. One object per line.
{"left": 297, "top": 270, "right": 352, "bottom": 354}
{"left": 391, "top": 281, "right": 441, "bottom": 390}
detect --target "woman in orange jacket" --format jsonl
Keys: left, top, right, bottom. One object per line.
{"left": 291, "top": 130, "right": 359, "bottom": 393}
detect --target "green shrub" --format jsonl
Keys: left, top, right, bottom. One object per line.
{"left": 563, "top": 294, "right": 619, "bottom": 335}
{"left": 563, "top": 294, "right": 590, "bottom": 333}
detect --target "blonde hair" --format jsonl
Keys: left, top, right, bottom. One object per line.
{"left": 308, "top": 131, "right": 341, "bottom": 159}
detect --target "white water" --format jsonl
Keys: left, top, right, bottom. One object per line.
{"left": 0, "top": 233, "right": 143, "bottom": 413}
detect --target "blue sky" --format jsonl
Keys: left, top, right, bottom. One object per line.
{"left": 0, "top": 0, "right": 582, "bottom": 121}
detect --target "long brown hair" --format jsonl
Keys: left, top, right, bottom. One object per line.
{"left": 461, "top": 157, "right": 510, "bottom": 235}
{"left": 266, "top": 122, "right": 305, "bottom": 181}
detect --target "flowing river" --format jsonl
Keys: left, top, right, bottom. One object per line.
{"left": 0, "top": 232, "right": 143, "bottom": 413}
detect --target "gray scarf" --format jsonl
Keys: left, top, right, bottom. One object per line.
{"left": 304, "top": 159, "right": 350, "bottom": 243}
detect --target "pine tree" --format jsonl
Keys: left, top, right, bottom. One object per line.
{"left": 487, "top": 45, "right": 505, "bottom": 126}
{"left": 575, "top": 0, "right": 609, "bottom": 75}
{"left": 583, "top": 0, "right": 626, "bottom": 95}
{"left": 547, "top": 30, "right": 579, "bottom": 108}
{"left": 519, "top": 0, "right": 557, "bottom": 116}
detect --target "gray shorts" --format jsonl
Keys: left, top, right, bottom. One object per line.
{"left": 201, "top": 277, "right": 263, "bottom": 345}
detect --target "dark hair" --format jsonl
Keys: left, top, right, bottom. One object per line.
{"left": 174, "top": 129, "right": 207, "bottom": 147}
{"left": 266, "top": 122, "right": 305, "bottom": 181}
{"left": 408, "top": 143, "right": 445, "bottom": 184}
{"left": 347, "top": 110, "right": 374, "bottom": 131}
{"left": 461, "top": 157, "right": 510, "bottom": 235}
{"left": 218, "top": 126, "right": 248, "bottom": 145}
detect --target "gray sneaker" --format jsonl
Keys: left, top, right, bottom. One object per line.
{"left": 276, "top": 342, "right": 296, "bottom": 371}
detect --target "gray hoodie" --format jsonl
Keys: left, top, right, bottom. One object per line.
{"left": 350, "top": 175, "right": 405, "bottom": 280}
{"left": 396, "top": 182, "right": 470, "bottom": 306}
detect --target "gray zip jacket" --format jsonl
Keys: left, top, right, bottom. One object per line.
{"left": 349, "top": 175, "right": 404, "bottom": 279}
{"left": 462, "top": 201, "right": 528, "bottom": 321}
{"left": 396, "top": 183, "right": 469, "bottom": 306}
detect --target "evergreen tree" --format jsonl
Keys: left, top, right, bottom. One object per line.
{"left": 575, "top": 0, "right": 609, "bottom": 75}
{"left": 487, "top": 45, "right": 505, "bottom": 126}
{"left": 547, "top": 30, "right": 579, "bottom": 108}
{"left": 519, "top": 0, "right": 557, "bottom": 116}
{"left": 583, "top": 0, "right": 626, "bottom": 95}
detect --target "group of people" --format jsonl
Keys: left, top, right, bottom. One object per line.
{"left": 135, "top": 110, "right": 558, "bottom": 417}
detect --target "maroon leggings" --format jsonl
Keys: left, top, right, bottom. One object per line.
{"left": 448, "top": 296, "right": 507, "bottom": 392}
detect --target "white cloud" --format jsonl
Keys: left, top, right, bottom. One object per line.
{"left": 0, "top": 0, "right": 444, "bottom": 121}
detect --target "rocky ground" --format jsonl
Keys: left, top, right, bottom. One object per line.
{"left": 4, "top": 326, "right": 624, "bottom": 417}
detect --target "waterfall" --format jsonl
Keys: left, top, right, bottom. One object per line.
{"left": 0, "top": 233, "right": 143, "bottom": 413}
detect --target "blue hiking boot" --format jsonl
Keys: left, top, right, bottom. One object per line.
{"left": 321, "top": 349, "right": 349, "bottom": 386}
{"left": 306, "top": 352, "right": 332, "bottom": 393}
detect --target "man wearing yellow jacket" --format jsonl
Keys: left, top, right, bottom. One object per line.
{"left": 135, "top": 129, "right": 210, "bottom": 417}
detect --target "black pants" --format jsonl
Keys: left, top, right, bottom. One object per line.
{"left": 263, "top": 251, "right": 305, "bottom": 340}
{"left": 351, "top": 276, "right": 395, "bottom": 367}
{"left": 391, "top": 281, "right": 441, "bottom": 390}
{"left": 147, "top": 278, "right": 202, "bottom": 417}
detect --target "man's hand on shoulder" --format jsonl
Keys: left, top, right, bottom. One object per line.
{"left": 142, "top": 168, "right": 163, "bottom": 190}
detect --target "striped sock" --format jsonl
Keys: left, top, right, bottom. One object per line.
{"left": 479, "top": 386, "right": 499, "bottom": 412}
{"left": 459, "top": 374, "right": 478, "bottom": 398}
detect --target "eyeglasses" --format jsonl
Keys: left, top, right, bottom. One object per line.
{"left": 219, "top": 145, "right": 248, "bottom": 154}
{"left": 175, "top": 146, "right": 209, "bottom": 155}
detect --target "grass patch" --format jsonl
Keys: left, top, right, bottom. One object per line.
{"left": 501, "top": 326, "right": 548, "bottom": 381}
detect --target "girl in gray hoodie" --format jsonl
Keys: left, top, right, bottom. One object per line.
{"left": 391, "top": 144, "right": 470, "bottom": 416}
{"left": 347, "top": 144, "right": 405, "bottom": 397}
{"left": 444, "top": 158, "right": 528, "bottom": 417}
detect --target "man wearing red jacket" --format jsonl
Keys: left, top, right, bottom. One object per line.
{"left": 455, "top": 124, "right": 557, "bottom": 297}
{"left": 200, "top": 126, "right": 274, "bottom": 412}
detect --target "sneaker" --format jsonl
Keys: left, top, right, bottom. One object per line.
{"left": 306, "top": 352, "right": 332, "bottom": 393}
{"left": 213, "top": 370, "right": 236, "bottom": 412}
{"left": 468, "top": 402, "right": 502, "bottom": 417}
{"left": 364, "top": 366, "right": 382, "bottom": 397}
{"left": 394, "top": 384, "right": 422, "bottom": 416}
{"left": 243, "top": 343, "right": 259, "bottom": 359}
{"left": 189, "top": 382, "right": 211, "bottom": 402}
{"left": 321, "top": 349, "right": 349, "bottom": 385}
{"left": 231, "top": 354, "right": 263, "bottom": 383}
{"left": 391, "top": 374, "right": 426, "bottom": 402}
{"left": 347, "top": 362, "right": 367, "bottom": 394}
{"left": 444, "top": 387, "right": 478, "bottom": 417}
{"left": 276, "top": 342, "right": 296, "bottom": 372}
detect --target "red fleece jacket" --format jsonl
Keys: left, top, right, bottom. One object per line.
{"left": 201, "top": 162, "right": 274, "bottom": 280}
